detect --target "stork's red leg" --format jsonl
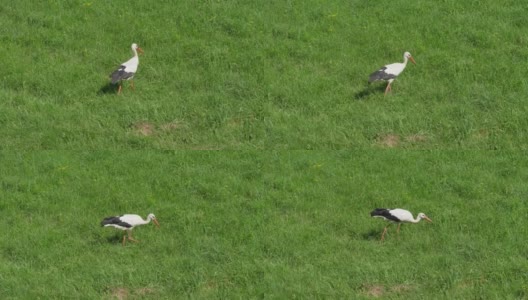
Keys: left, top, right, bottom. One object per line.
{"left": 381, "top": 226, "right": 389, "bottom": 241}
{"left": 128, "top": 231, "right": 139, "bottom": 243}
{"left": 122, "top": 234, "right": 126, "bottom": 246}
{"left": 118, "top": 84, "right": 123, "bottom": 95}
{"left": 384, "top": 83, "right": 391, "bottom": 96}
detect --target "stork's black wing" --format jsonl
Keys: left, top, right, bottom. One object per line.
{"left": 368, "top": 67, "right": 397, "bottom": 83}
{"left": 100, "top": 216, "right": 133, "bottom": 228}
{"left": 370, "top": 208, "right": 400, "bottom": 222}
{"left": 110, "top": 65, "right": 135, "bottom": 84}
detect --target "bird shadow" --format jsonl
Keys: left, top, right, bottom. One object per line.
{"left": 361, "top": 229, "right": 382, "bottom": 241}
{"left": 354, "top": 84, "right": 386, "bottom": 100}
{"left": 97, "top": 83, "right": 118, "bottom": 95}
{"left": 105, "top": 234, "right": 123, "bottom": 244}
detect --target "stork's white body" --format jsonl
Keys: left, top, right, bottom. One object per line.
{"left": 120, "top": 56, "right": 139, "bottom": 75}
{"left": 110, "top": 43, "right": 143, "bottom": 94}
{"left": 370, "top": 208, "right": 431, "bottom": 241}
{"left": 101, "top": 213, "right": 159, "bottom": 245}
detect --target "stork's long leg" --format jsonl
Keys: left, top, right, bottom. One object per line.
{"left": 122, "top": 234, "right": 127, "bottom": 246}
{"left": 118, "top": 84, "right": 123, "bottom": 95}
{"left": 397, "top": 223, "right": 401, "bottom": 234}
{"left": 381, "top": 226, "right": 389, "bottom": 241}
{"left": 127, "top": 231, "right": 139, "bottom": 243}
{"left": 384, "top": 83, "right": 391, "bottom": 96}
{"left": 130, "top": 80, "right": 135, "bottom": 91}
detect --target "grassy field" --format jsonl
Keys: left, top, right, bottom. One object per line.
{"left": 1, "top": 0, "right": 527, "bottom": 149}
{"left": 1, "top": 152, "right": 527, "bottom": 298}
{"left": 1, "top": 0, "right": 527, "bottom": 298}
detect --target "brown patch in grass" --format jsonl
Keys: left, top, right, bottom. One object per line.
{"left": 361, "top": 284, "right": 413, "bottom": 297}
{"left": 131, "top": 122, "right": 156, "bottom": 136}
{"left": 226, "top": 114, "right": 257, "bottom": 128}
{"left": 160, "top": 120, "right": 185, "bottom": 131}
{"left": 472, "top": 129, "right": 489, "bottom": 140}
{"left": 362, "top": 284, "right": 385, "bottom": 297}
{"left": 390, "top": 284, "right": 413, "bottom": 293}
{"left": 376, "top": 134, "right": 400, "bottom": 148}
{"left": 108, "top": 287, "right": 129, "bottom": 300}
{"left": 405, "top": 134, "right": 427, "bottom": 143}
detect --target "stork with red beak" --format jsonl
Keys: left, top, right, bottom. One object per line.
{"left": 370, "top": 208, "right": 431, "bottom": 241}
{"left": 368, "top": 52, "right": 416, "bottom": 96}
{"left": 101, "top": 213, "right": 159, "bottom": 246}
{"left": 110, "top": 43, "right": 144, "bottom": 95}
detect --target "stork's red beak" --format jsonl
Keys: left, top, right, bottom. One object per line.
{"left": 424, "top": 216, "right": 432, "bottom": 223}
{"left": 137, "top": 47, "right": 144, "bottom": 54}
{"left": 153, "top": 218, "right": 160, "bottom": 228}
{"left": 409, "top": 56, "right": 416, "bottom": 65}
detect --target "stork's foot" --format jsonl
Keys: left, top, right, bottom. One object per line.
{"left": 128, "top": 237, "right": 140, "bottom": 243}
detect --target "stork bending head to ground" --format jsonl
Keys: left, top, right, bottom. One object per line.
{"left": 110, "top": 43, "right": 144, "bottom": 95}
{"left": 370, "top": 208, "right": 431, "bottom": 241}
{"left": 368, "top": 52, "right": 416, "bottom": 96}
{"left": 101, "top": 213, "right": 159, "bottom": 246}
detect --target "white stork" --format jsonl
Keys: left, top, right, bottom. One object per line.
{"left": 110, "top": 43, "right": 144, "bottom": 95}
{"left": 370, "top": 208, "right": 431, "bottom": 241}
{"left": 368, "top": 52, "right": 416, "bottom": 96}
{"left": 101, "top": 213, "right": 159, "bottom": 246}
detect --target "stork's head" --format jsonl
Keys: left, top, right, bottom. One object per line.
{"left": 147, "top": 213, "right": 160, "bottom": 227}
{"left": 417, "top": 213, "right": 432, "bottom": 223}
{"left": 131, "top": 43, "right": 144, "bottom": 55}
{"left": 404, "top": 51, "right": 416, "bottom": 65}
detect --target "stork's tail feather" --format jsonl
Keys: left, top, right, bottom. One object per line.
{"left": 100, "top": 216, "right": 118, "bottom": 226}
{"left": 370, "top": 208, "right": 388, "bottom": 217}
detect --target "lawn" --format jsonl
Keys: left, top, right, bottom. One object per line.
{"left": 1, "top": 0, "right": 527, "bottom": 298}
{"left": 1, "top": 152, "right": 527, "bottom": 298}
{"left": 1, "top": 0, "right": 527, "bottom": 149}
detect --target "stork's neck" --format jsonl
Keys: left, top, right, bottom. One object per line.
{"left": 132, "top": 48, "right": 138, "bottom": 58}
{"left": 402, "top": 55, "right": 409, "bottom": 65}
{"left": 139, "top": 217, "right": 151, "bottom": 225}
{"left": 410, "top": 216, "right": 422, "bottom": 223}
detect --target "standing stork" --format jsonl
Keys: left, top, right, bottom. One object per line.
{"left": 110, "top": 43, "right": 144, "bottom": 95}
{"left": 370, "top": 208, "right": 431, "bottom": 241}
{"left": 368, "top": 52, "right": 416, "bottom": 96}
{"left": 101, "top": 213, "right": 159, "bottom": 246}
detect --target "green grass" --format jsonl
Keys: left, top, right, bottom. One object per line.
{"left": 1, "top": 152, "right": 527, "bottom": 298}
{"left": 1, "top": 0, "right": 527, "bottom": 149}
{"left": 1, "top": 0, "right": 527, "bottom": 298}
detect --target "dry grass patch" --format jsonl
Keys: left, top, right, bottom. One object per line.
{"left": 131, "top": 121, "right": 156, "bottom": 136}
{"left": 107, "top": 287, "right": 129, "bottom": 300}
{"left": 130, "top": 120, "right": 186, "bottom": 136}
{"left": 361, "top": 283, "right": 414, "bottom": 298}
{"left": 405, "top": 134, "right": 427, "bottom": 143}
{"left": 376, "top": 134, "right": 400, "bottom": 148}
{"left": 361, "top": 284, "right": 385, "bottom": 297}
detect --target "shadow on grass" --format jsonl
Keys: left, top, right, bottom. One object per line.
{"left": 362, "top": 229, "right": 382, "bottom": 241}
{"left": 98, "top": 83, "right": 118, "bottom": 95}
{"left": 354, "top": 84, "right": 386, "bottom": 99}
{"left": 106, "top": 234, "right": 124, "bottom": 244}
